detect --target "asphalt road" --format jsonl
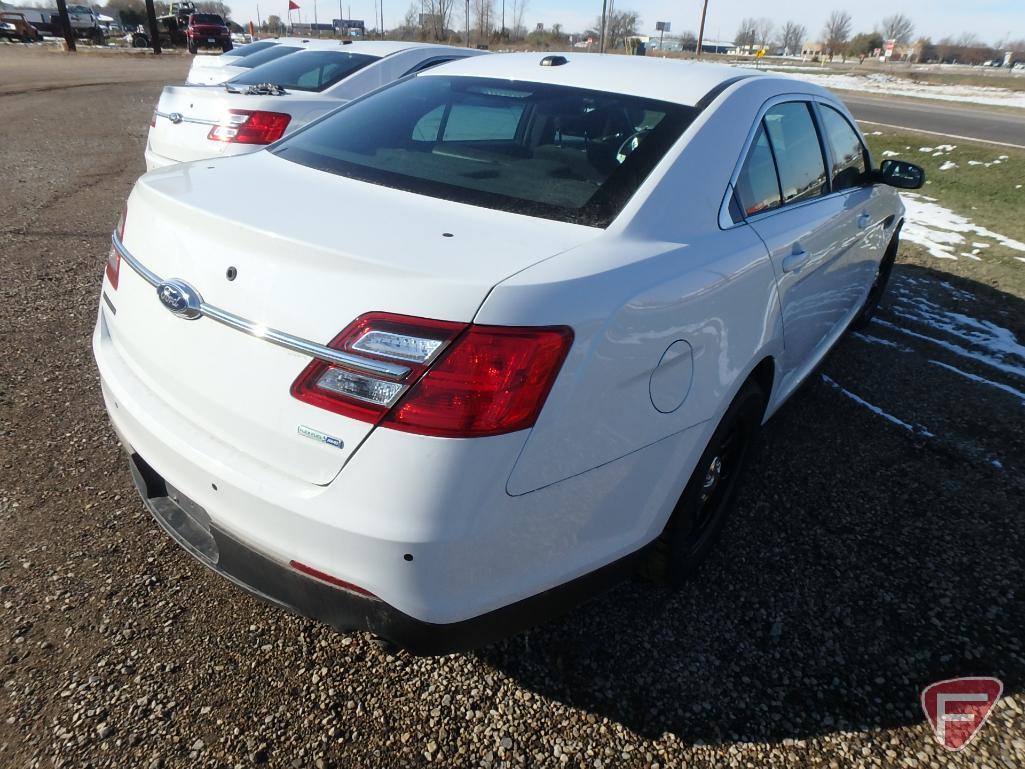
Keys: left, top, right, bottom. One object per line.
{"left": 2, "top": 48, "right": 1024, "bottom": 769}
{"left": 842, "top": 93, "right": 1025, "bottom": 148}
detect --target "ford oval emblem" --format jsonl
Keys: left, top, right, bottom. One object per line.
{"left": 156, "top": 279, "right": 203, "bottom": 320}
{"left": 169, "top": 112, "right": 183, "bottom": 124}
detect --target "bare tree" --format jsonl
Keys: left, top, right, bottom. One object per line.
{"left": 754, "top": 18, "right": 773, "bottom": 49}
{"left": 734, "top": 17, "right": 757, "bottom": 48}
{"left": 588, "top": 8, "right": 638, "bottom": 50}
{"left": 422, "top": 0, "right": 453, "bottom": 40}
{"left": 471, "top": 0, "right": 494, "bottom": 40}
{"left": 823, "top": 10, "right": 852, "bottom": 60}
{"left": 779, "top": 20, "right": 806, "bottom": 56}
{"left": 508, "top": 0, "right": 527, "bottom": 40}
{"left": 879, "top": 13, "right": 913, "bottom": 43}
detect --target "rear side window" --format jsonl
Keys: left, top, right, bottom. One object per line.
{"left": 235, "top": 45, "right": 301, "bottom": 70}
{"left": 231, "top": 51, "right": 377, "bottom": 92}
{"left": 763, "top": 102, "right": 827, "bottom": 204}
{"left": 735, "top": 123, "right": 781, "bottom": 216}
{"left": 819, "top": 105, "right": 868, "bottom": 191}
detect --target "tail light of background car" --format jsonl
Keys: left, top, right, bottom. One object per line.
{"left": 105, "top": 207, "right": 126, "bottom": 290}
{"left": 291, "top": 313, "right": 573, "bottom": 438}
{"left": 208, "top": 110, "right": 291, "bottom": 145}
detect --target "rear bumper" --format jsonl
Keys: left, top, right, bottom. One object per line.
{"left": 127, "top": 450, "right": 643, "bottom": 655}
{"left": 144, "top": 145, "right": 179, "bottom": 172}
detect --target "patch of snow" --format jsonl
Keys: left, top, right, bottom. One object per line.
{"left": 971, "top": 242, "right": 991, "bottom": 248}
{"left": 928, "top": 359, "right": 1025, "bottom": 404}
{"left": 852, "top": 332, "right": 914, "bottom": 352}
{"left": 882, "top": 150, "right": 900, "bottom": 157}
{"left": 919, "top": 146, "right": 934, "bottom": 152}
{"left": 770, "top": 69, "right": 1025, "bottom": 109}
{"left": 967, "top": 160, "right": 984, "bottom": 166}
{"left": 820, "top": 374, "right": 934, "bottom": 436}
{"left": 899, "top": 192, "right": 1025, "bottom": 261}
{"left": 939, "top": 160, "right": 958, "bottom": 171}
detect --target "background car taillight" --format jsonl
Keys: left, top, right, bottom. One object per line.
{"left": 105, "top": 207, "right": 126, "bottom": 290}
{"left": 208, "top": 110, "right": 291, "bottom": 145}
{"left": 291, "top": 313, "right": 573, "bottom": 438}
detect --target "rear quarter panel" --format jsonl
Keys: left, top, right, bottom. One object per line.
{"left": 477, "top": 77, "right": 806, "bottom": 496}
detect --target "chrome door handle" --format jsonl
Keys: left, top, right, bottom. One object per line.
{"left": 857, "top": 212, "right": 872, "bottom": 229}
{"left": 782, "top": 248, "right": 810, "bottom": 273}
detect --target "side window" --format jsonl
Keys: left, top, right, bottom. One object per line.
{"left": 762, "top": 102, "right": 828, "bottom": 204}
{"left": 735, "top": 122, "right": 781, "bottom": 217}
{"left": 819, "top": 104, "right": 868, "bottom": 191}
{"left": 412, "top": 104, "right": 445, "bottom": 141}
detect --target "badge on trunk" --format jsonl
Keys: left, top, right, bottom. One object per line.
{"left": 156, "top": 279, "right": 203, "bottom": 320}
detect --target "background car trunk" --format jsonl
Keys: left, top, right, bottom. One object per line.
{"left": 107, "top": 152, "right": 598, "bottom": 484}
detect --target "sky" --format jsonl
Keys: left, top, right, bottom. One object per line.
{"left": 238, "top": 0, "right": 1024, "bottom": 46}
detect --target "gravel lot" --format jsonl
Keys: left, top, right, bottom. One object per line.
{"left": 1, "top": 47, "right": 1023, "bottom": 769}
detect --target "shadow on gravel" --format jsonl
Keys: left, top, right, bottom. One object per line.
{"left": 478, "top": 263, "right": 1025, "bottom": 745}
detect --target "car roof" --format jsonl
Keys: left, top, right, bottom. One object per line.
{"left": 419, "top": 52, "right": 768, "bottom": 106}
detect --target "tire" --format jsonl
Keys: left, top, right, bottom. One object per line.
{"left": 643, "top": 379, "right": 766, "bottom": 587}
{"left": 187, "top": 39, "right": 197, "bottom": 54}
{"left": 851, "top": 232, "right": 899, "bottom": 331}
{"left": 132, "top": 34, "right": 148, "bottom": 48}
{"left": 222, "top": 41, "right": 233, "bottom": 52}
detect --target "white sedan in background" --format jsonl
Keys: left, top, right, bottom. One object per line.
{"left": 184, "top": 37, "right": 308, "bottom": 84}
{"left": 185, "top": 37, "right": 317, "bottom": 85}
{"left": 146, "top": 41, "right": 486, "bottom": 170}
{"left": 96, "top": 53, "right": 923, "bottom": 654}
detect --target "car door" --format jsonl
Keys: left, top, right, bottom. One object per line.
{"left": 814, "top": 100, "right": 890, "bottom": 304}
{"left": 734, "top": 99, "right": 867, "bottom": 387}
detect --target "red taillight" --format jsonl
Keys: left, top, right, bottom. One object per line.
{"left": 290, "top": 313, "right": 573, "bottom": 438}
{"left": 384, "top": 325, "right": 573, "bottom": 437}
{"left": 105, "top": 207, "right": 126, "bottom": 290}
{"left": 207, "top": 109, "right": 291, "bottom": 145}
{"left": 150, "top": 110, "right": 156, "bottom": 128}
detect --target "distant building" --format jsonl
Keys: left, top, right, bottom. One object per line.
{"left": 801, "top": 40, "right": 825, "bottom": 58}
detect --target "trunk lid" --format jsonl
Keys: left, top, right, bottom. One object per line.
{"left": 150, "top": 86, "right": 322, "bottom": 163}
{"left": 109, "top": 152, "right": 597, "bottom": 484}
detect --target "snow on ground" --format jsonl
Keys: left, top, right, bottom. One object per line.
{"left": 879, "top": 277, "right": 1025, "bottom": 379}
{"left": 898, "top": 192, "right": 1025, "bottom": 261}
{"left": 767, "top": 69, "right": 1025, "bottom": 109}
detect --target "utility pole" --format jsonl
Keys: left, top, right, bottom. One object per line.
{"left": 143, "top": 0, "right": 161, "bottom": 53}
{"left": 500, "top": 0, "right": 504, "bottom": 39}
{"left": 598, "top": 0, "right": 607, "bottom": 52}
{"left": 696, "top": 0, "right": 708, "bottom": 58}
{"left": 464, "top": 0, "right": 468, "bottom": 47}
{"left": 54, "top": 0, "right": 76, "bottom": 51}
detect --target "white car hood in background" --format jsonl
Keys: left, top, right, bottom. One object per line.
{"left": 113, "top": 152, "right": 599, "bottom": 484}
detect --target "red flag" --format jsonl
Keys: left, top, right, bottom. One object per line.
{"left": 288, "top": 1, "right": 299, "bottom": 9}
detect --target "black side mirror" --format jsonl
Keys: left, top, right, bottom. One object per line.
{"left": 876, "top": 158, "right": 925, "bottom": 189}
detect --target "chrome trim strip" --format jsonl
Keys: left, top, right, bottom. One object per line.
{"left": 154, "top": 110, "right": 222, "bottom": 127}
{"left": 110, "top": 233, "right": 411, "bottom": 380}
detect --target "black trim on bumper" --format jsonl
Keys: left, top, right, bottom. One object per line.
{"left": 128, "top": 453, "right": 645, "bottom": 656}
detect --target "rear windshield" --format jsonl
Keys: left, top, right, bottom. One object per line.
{"left": 273, "top": 75, "right": 696, "bottom": 227}
{"left": 225, "top": 40, "right": 277, "bottom": 58}
{"left": 190, "top": 14, "right": 224, "bottom": 24}
{"left": 231, "top": 50, "right": 377, "bottom": 92}
{"left": 234, "top": 44, "right": 301, "bottom": 70}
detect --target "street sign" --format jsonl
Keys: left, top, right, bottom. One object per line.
{"left": 756, "top": 48, "right": 766, "bottom": 58}
{"left": 655, "top": 20, "right": 670, "bottom": 31}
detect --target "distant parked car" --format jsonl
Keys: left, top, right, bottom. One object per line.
{"left": 184, "top": 37, "right": 326, "bottom": 84}
{"left": 0, "top": 12, "right": 42, "bottom": 42}
{"left": 97, "top": 54, "right": 924, "bottom": 654}
{"left": 184, "top": 37, "right": 309, "bottom": 84}
{"left": 184, "top": 12, "right": 231, "bottom": 53}
{"left": 146, "top": 42, "right": 487, "bottom": 169}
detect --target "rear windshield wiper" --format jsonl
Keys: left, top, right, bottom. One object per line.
{"left": 225, "top": 83, "right": 288, "bottom": 96}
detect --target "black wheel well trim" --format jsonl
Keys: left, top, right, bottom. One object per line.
{"left": 747, "top": 355, "right": 775, "bottom": 414}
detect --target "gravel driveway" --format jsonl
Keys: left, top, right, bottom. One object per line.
{"left": 1, "top": 47, "right": 1023, "bottom": 769}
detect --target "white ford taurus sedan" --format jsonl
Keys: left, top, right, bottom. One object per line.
{"left": 94, "top": 53, "right": 923, "bottom": 653}
{"left": 146, "top": 41, "right": 486, "bottom": 170}
{"left": 184, "top": 37, "right": 308, "bottom": 85}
